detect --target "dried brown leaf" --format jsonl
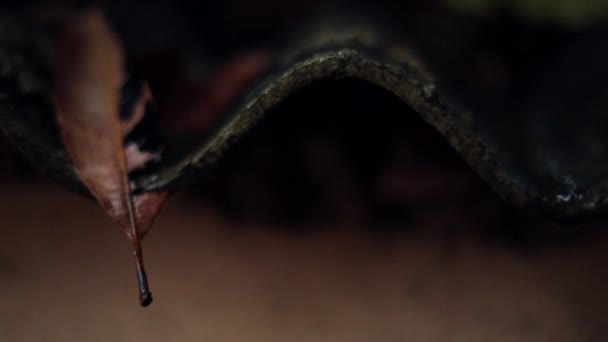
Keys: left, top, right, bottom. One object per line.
{"left": 52, "top": 8, "right": 164, "bottom": 307}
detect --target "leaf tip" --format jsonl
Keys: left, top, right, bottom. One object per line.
{"left": 140, "top": 291, "right": 153, "bottom": 307}
{"left": 133, "top": 250, "right": 153, "bottom": 307}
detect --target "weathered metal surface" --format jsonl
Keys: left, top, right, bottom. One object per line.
{"left": 0, "top": 12, "right": 607, "bottom": 223}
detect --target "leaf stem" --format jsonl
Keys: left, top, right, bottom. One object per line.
{"left": 133, "top": 247, "right": 153, "bottom": 307}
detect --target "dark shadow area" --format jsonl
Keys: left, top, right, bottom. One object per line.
{"left": 183, "top": 79, "right": 602, "bottom": 250}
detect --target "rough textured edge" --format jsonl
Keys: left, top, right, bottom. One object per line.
{"left": 134, "top": 46, "right": 530, "bottom": 212}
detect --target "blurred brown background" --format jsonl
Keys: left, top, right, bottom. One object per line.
{"left": 1, "top": 180, "right": 608, "bottom": 342}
